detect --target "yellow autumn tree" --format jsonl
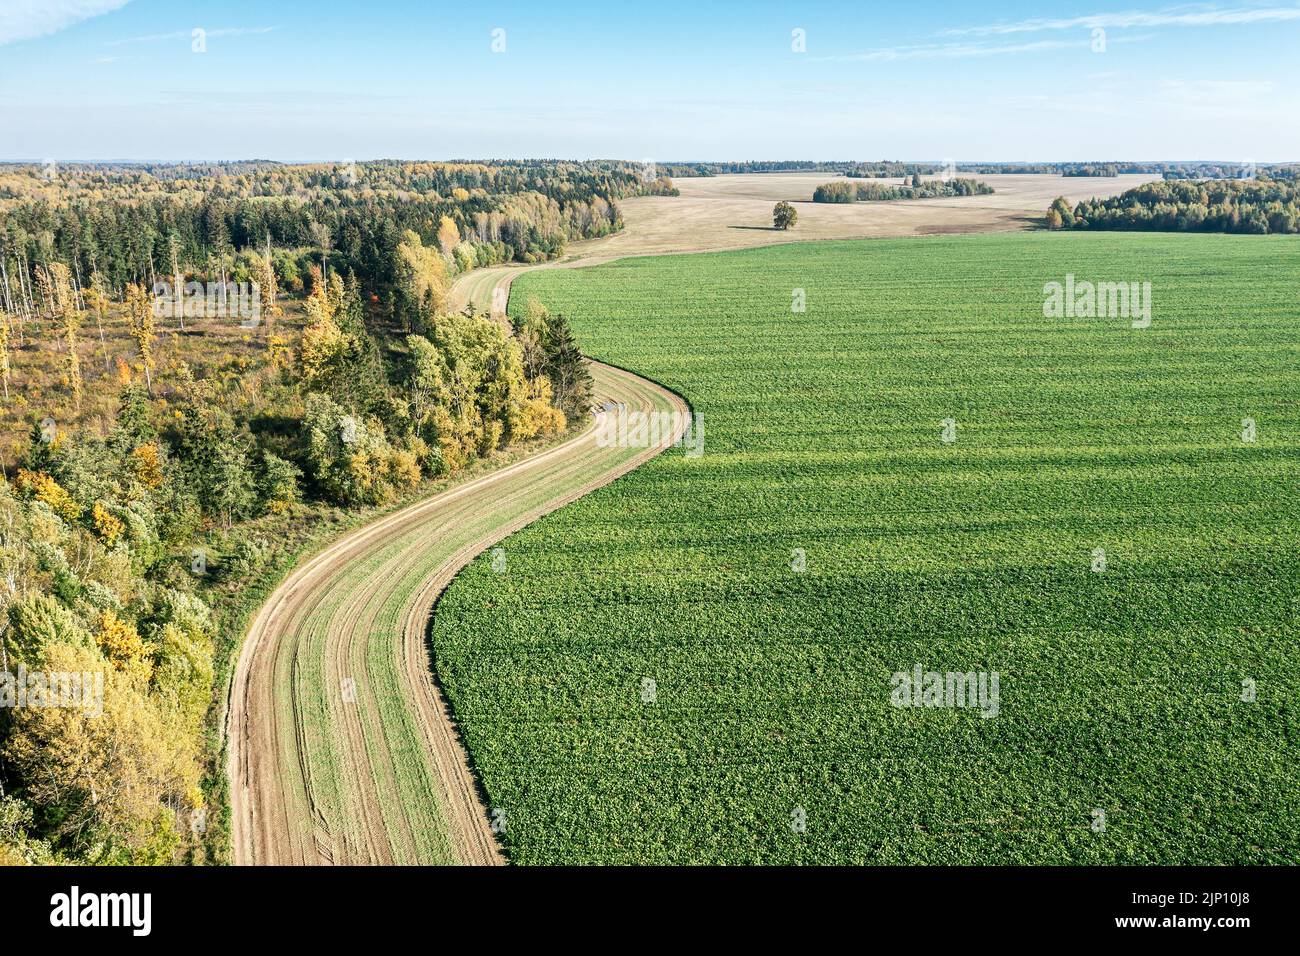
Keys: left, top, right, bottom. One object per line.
{"left": 513, "top": 375, "right": 567, "bottom": 440}
{"left": 298, "top": 269, "right": 353, "bottom": 396}
{"left": 389, "top": 447, "right": 422, "bottom": 487}
{"left": 129, "top": 442, "right": 165, "bottom": 489}
{"left": 436, "top": 215, "right": 461, "bottom": 256}
{"left": 15, "top": 469, "right": 80, "bottom": 522}
{"left": 124, "top": 282, "right": 155, "bottom": 391}
{"left": 95, "top": 609, "right": 153, "bottom": 681}
{"left": 4, "top": 642, "right": 198, "bottom": 861}
{"left": 259, "top": 242, "right": 282, "bottom": 319}
{"left": 267, "top": 332, "right": 294, "bottom": 370}
{"left": 395, "top": 229, "right": 449, "bottom": 326}
{"left": 85, "top": 271, "right": 112, "bottom": 372}
{"left": 91, "top": 501, "right": 125, "bottom": 548}
{"left": 64, "top": 305, "right": 82, "bottom": 412}
{"left": 36, "top": 264, "right": 81, "bottom": 410}
{"left": 0, "top": 311, "right": 10, "bottom": 400}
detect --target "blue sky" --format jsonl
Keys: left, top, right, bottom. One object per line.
{"left": 1, "top": 0, "right": 1297, "bottom": 161}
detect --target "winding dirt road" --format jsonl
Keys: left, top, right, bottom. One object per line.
{"left": 226, "top": 265, "right": 688, "bottom": 866}
{"left": 225, "top": 170, "right": 1100, "bottom": 865}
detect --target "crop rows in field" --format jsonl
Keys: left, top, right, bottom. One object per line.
{"left": 432, "top": 232, "right": 1300, "bottom": 864}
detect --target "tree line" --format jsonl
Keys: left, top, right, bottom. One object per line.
{"left": 813, "top": 177, "right": 994, "bottom": 203}
{"left": 0, "top": 162, "right": 598, "bottom": 864}
{"left": 0, "top": 160, "right": 674, "bottom": 313}
{"left": 607, "top": 160, "right": 1300, "bottom": 181}
{"left": 1046, "top": 177, "right": 1300, "bottom": 234}
{"left": 661, "top": 160, "right": 947, "bottom": 178}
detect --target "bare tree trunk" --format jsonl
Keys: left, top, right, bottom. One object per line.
{"left": 171, "top": 240, "right": 185, "bottom": 332}
{"left": 72, "top": 261, "right": 86, "bottom": 313}
{"left": 88, "top": 256, "right": 110, "bottom": 372}
{"left": 0, "top": 253, "right": 13, "bottom": 316}
{"left": 16, "top": 248, "right": 33, "bottom": 342}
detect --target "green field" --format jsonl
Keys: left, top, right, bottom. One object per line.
{"left": 431, "top": 232, "right": 1300, "bottom": 864}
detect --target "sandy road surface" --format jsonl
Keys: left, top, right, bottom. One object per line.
{"left": 227, "top": 266, "right": 689, "bottom": 865}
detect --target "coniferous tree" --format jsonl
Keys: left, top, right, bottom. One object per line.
{"left": 540, "top": 312, "right": 593, "bottom": 419}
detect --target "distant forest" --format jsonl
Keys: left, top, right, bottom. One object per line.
{"left": 0, "top": 160, "right": 673, "bottom": 299}
{"left": 814, "top": 177, "right": 994, "bottom": 203}
{"left": 657, "top": 160, "right": 1299, "bottom": 180}
{"left": 1047, "top": 177, "right": 1300, "bottom": 233}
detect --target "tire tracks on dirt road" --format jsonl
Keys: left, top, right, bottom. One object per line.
{"left": 226, "top": 266, "right": 689, "bottom": 865}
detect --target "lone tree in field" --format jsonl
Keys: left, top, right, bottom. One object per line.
{"left": 773, "top": 201, "right": 798, "bottom": 231}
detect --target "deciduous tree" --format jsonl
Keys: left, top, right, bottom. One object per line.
{"left": 773, "top": 201, "right": 798, "bottom": 230}
{"left": 124, "top": 283, "right": 155, "bottom": 391}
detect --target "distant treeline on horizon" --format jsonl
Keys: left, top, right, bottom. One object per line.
{"left": 653, "top": 160, "right": 1300, "bottom": 180}
{"left": 5, "top": 158, "right": 1294, "bottom": 180}
{"left": 4, "top": 158, "right": 1296, "bottom": 184}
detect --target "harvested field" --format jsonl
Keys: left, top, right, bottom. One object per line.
{"left": 570, "top": 172, "right": 1158, "bottom": 260}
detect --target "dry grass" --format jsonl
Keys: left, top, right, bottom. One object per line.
{"left": 449, "top": 172, "right": 1157, "bottom": 315}
{"left": 0, "top": 302, "right": 305, "bottom": 464}
{"left": 560, "top": 172, "right": 1158, "bottom": 263}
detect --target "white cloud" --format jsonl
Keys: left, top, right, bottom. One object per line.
{"left": 0, "top": 0, "right": 131, "bottom": 46}
{"left": 1155, "top": 77, "right": 1277, "bottom": 103}
{"left": 816, "top": 39, "right": 1084, "bottom": 62}
{"left": 815, "top": 33, "right": 1149, "bottom": 63}
{"left": 106, "top": 26, "right": 276, "bottom": 46}
{"left": 943, "top": 4, "right": 1300, "bottom": 37}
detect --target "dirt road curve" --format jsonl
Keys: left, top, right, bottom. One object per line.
{"left": 227, "top": 268, "right": 689, "bottom": 865}
{"left": 227, "top": 170, "right": 1103, "bottom": 864}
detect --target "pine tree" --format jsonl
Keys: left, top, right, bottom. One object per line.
{"left": 541, "top": 312, "right": 593, "bottom": 419}
{"left": 211, "top": 440, "right": 255, "bottom": 529}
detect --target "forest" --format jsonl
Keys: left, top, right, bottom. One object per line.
{"left": 0, "top": 160, "right": 607, "bottom": 864}
{"left": 0, "top": 159, "right": 670, "bottom": 297}
{"left": 662, "top": 160, "right": 963, "bottom": 178}
{"left": 1047, "top": 176, "right": 1300, "bottom": 233}
{"left": 813, "top": 177, "right": 994, "bottom": 203}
